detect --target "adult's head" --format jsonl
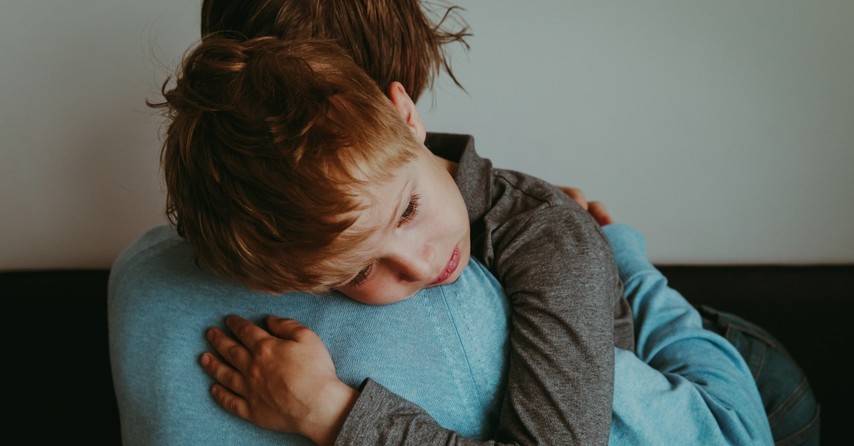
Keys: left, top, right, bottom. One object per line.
{"left": 199, "top": 0, "right": 469, "bottom": 102}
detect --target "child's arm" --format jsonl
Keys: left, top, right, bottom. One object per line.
{"left": 486, "top": 202, "right": 621, "bottom": 445}
{"left": 201, "top": 315, "right": 531, "bottom": 445}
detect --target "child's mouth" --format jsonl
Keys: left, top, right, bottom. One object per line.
{"left": 432, "top": 245, "right": 460, "bottom": 285}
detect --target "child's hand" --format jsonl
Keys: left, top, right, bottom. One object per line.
{"left": 200, "top": 315, "right": 358, "bottom": 446}
{"left": 557, "top": 185, "right": 613, "bottom": 226}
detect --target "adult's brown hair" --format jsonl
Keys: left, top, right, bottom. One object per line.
{"left": 200, "top": 0, "right": 469, "bottom": 102}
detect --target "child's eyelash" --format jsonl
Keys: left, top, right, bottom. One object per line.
{"left": 348, "top": 194, "right": 419, "bottom": 287}
{"left": 398, "top": 194, "right": 420, "bottom": 226}
{"left": 348, "top": 263, "right": 373, "bottom": 287}
{"left": 347, "top": 194, "right": 421, "bottom": 287}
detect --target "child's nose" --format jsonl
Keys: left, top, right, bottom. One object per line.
{"left": 388, "top": 249, "right": 433, "bottom": 282}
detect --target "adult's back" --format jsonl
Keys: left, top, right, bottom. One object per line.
{"left": 108, "top": 224, "right": 511, "bottom": 445}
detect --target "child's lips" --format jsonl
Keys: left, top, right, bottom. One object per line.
{"left": 432, "top": 246, "right": 460, "bottom": 285}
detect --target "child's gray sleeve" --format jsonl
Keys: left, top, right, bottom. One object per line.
{"left": 487, "top": 204, "right": 618, "bottom": 445}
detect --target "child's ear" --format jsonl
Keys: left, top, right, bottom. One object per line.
{"left": 388, "top": 82, "right": 427, "bottom": 144}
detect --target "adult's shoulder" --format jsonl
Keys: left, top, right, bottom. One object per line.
{"left": 110, "top": 224, "right": 187, "bottom": 279}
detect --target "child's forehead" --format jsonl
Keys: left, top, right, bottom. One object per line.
{"left": 347, "top": 169, "right": 412, "bottom": 230}
{"left": 327, "top": 177, "right": 409, "bottom": 279}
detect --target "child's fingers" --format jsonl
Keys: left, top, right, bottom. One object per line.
{"left": 588, "top": 201, "right": 613, "bottom": 226}
{"left": 206, "top": 326, "right": 252, "bottom": 372}
{"left": 557, "top": 186, "right": 589, "bottom": 210}
{"left": 209, "top": 382, "right": 253, "bottom": 422}
{"left": 199, "top": 352, "right": 248, "bottom": 396}
{"left": 265, "top": 316, "right": 315, "bottom": 341}
{"left": 555, "top": 185, "right": 613, "bottom": 226}
{"left": 224, "top": 314, "right": 275, "bottom": 350}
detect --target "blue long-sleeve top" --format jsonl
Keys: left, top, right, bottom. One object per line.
{"left": 606, "top": 224, "right": 773, "bottom": 445}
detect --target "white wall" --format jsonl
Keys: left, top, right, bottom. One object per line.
{"left": 2, "top": 0, "right": 852, "bottom": 270}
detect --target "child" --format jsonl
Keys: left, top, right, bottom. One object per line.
{"left": 152, "top": 36, "right": 631, "bottom": 444}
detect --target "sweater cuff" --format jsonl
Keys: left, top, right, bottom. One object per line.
{"left": 334, "top": 378, "right": 421, "bottom": 446}
{"left": 335, "top": 378, "right": 382, "bottom": 445}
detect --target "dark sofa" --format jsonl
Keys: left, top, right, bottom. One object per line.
{"left": 5, "top": 265, "right": 851, "bottom": 445}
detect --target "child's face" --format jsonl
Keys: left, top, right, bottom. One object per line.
{"left": 333, "top": 145, "right": 471, "bottom": 305}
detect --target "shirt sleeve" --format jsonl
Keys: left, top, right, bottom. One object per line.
{"left": 336, "top": 379, "right": 508, "bottom": 446}
{"left": 603, "top": 224, "right": 774, "bottom": 445}
{"left": 489, "top": 205, "right": 618, "bottom": 445}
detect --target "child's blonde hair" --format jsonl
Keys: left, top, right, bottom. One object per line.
{"left": 150, "top": 37, "right": 420, "bottom": 293}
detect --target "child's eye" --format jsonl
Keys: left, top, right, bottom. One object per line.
{"left": 348, "top": 263, "right": 373, "bottom": 287}
{"left": 398, "top": 194, "right": 420, "bottom": 227}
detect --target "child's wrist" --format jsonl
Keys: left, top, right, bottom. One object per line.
{"left": 302, "top": 380, "right": 359, "bottom": 446}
